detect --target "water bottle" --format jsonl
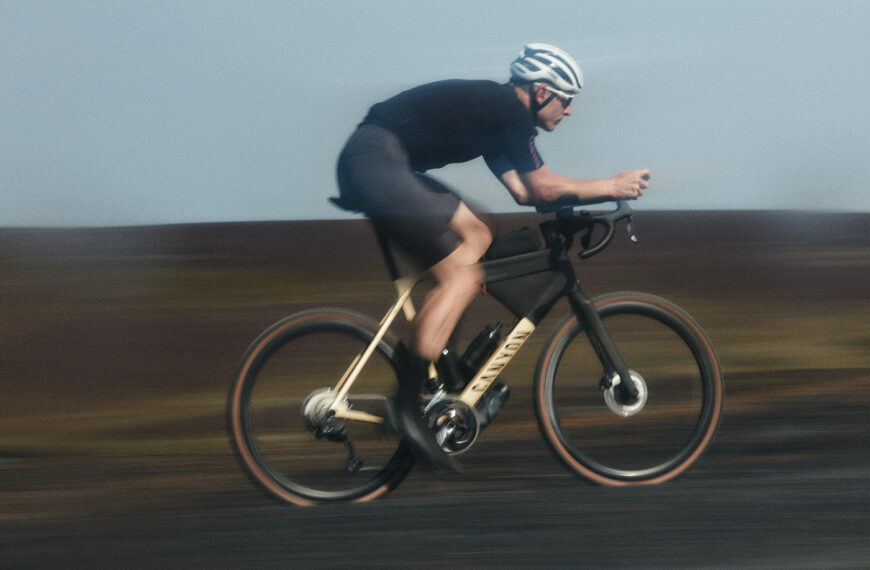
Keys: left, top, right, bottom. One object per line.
{"left": 459, "top": 323, "right": 503, "bottom": 378}
{"left": 461, "top": 323, "right": 510, "bottom": 428}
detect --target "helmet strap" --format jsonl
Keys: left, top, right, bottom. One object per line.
{"left": 529, "top": 83, "right": 556, "bottom": 121}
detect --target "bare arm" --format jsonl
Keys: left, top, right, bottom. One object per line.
{"left": 497, "top": 165, "right": 651, "bottom": 206}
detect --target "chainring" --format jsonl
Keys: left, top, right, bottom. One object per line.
{"left": 423, "top": 397, "right": 481, "bottom": 454}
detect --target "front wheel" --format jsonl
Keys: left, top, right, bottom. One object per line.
{"left": 534, "top": 292, "right": 723, "bottom": 485}
{"left": 228, "top": 309, "right": 414, "bottom": 505}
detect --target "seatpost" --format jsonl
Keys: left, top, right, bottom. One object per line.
{"left": 372, "top": 223, "right": 402, "bottom": 281}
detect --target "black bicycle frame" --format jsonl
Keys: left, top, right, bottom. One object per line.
{"left": 374, "top": 221, "right": 639, "bottom": 400}
{"left": 481, "top": 236, "right": 639, "bottom": 399}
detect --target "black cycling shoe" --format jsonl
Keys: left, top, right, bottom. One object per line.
{"left": 393, "top": 344, "right": 462, "bottom": 472}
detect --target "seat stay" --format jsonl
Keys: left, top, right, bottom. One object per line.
{"left": 330, "top": 276, "right": 422, "bottom": 418}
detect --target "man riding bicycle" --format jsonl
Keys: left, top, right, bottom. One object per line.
{"left": 334, "top": 43, "right": 650, "bottom": 468}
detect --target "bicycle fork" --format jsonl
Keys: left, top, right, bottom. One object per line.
{"left": 567, "top": 287, "right": 640, "bottom": 401}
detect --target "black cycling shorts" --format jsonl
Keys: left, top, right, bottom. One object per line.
{"left": 336, "top": 124, "right": 461, "bottom": 268}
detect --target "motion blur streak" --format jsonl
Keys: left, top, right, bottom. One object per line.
{"left": 2, "top": 211, "right": 868, "bottom": 567}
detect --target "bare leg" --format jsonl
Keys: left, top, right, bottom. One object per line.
{"left": 412, "top": 202, "right": 492, "bottom": 361}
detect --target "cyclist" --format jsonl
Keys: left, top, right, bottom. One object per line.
{"left": 334, "top": 43, "right": 650, "bottom": 468}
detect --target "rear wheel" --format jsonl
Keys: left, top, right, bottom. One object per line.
{"left": 535, "top": 293, "right": 723, "bottom": 485}
{"left": 228, "top": 309, "right": 414, "bottom": 505}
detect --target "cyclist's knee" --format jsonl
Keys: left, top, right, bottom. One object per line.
{"left": 467, "top": 220, "right": 492, "bottom": 258}
{"left": 450, "top": 203, "right": 492, "bottom": 258}
{"left": 457, "top": 221, "right": 492, "bottom": 266}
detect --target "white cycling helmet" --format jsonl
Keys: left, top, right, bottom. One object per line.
{"left": 510, "top": 43, "right": 583, "bottom": 95}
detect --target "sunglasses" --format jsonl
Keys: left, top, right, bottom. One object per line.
{"left": 541, "top": 85, "right": 574, "bottom": 110}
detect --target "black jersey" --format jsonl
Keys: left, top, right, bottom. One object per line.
{"left": 361, "top": 79, "right": 543, "bottom": 176}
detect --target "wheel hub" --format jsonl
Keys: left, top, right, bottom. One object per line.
{"left": 302, "top": 388, "right": 345, "bottom": 434}
{"left": 603, "top": 370, "right": 648, "bottom": 417}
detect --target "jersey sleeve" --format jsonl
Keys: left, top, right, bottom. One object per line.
{"left": 484, "top": 153, "right": 513, "bottom": 178}
{"left": 486, "top": 131, "right": 544, "bottom": 178}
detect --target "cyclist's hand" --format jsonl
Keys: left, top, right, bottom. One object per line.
{"left": 610, "top": 169, "right": 651, "bottom": 200}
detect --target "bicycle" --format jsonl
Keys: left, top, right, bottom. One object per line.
{"left": 227, "top": 199, "right": 724, "bottom": 506}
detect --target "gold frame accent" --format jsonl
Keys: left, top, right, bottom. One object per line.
{"left": 328, "top": 274, "right": 533, "bottom": 423}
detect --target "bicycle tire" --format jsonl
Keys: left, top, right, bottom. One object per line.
{"left": 534, "top": 292, "right": 723, "bottom": 485}
{"left": 228, "top": 309, "right": 414, "bottom": 505}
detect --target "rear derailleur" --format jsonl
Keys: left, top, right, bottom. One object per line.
{"left": 302, "top": 389, "right": 363, "bottom": 473}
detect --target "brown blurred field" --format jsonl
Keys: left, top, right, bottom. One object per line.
{"left": 2, "top": 210, "right": 866, "bottom": 456}
{"left": 2, "top": 210, "right": 868, "bottom": 566}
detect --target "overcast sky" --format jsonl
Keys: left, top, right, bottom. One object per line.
{"left": 2, "top": 0, "right": 869, "bottom": 227}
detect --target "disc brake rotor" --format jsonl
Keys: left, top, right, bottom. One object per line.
{"left": 603, "top": 370, "right": 648, "bottom": 417}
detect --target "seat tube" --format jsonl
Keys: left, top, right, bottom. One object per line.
{"left": 567, "top": 288, "right": 639, "bottom": 399}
